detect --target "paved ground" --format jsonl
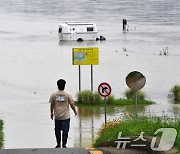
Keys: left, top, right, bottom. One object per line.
{"left": 0, "top": 147, "right": 178, "bottom": 154}
{"left": 0, "top": 148, "right": 150, "bottom": 154}
{"left": 0, "top": 148, "right": 90, "bottom": 154}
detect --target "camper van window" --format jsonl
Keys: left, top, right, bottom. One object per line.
{"left": 59, "top": 28, "right": 62, "bottom": 33}
{"left": 87, "top": 27, "right": 93, "bottom": 31}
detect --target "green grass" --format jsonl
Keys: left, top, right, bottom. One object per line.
{"left": 0, "top": 119, "right": 3, "bottom": 149}
{"left": 124, "top": 89, "right": 146, "bottom": 100}
{"left": 171, "top": 85, "right": 180, "bottom": 102}
{"left": 111, "top": 98, "right": 154, "bottom": 105}
{"left": 76, "top": 90, "right": 154, "bottom": 106}
{"left": 93, "top": 114, "right": 180, "bottom": 151}
{"left": 76, "top": 90, "right": 102, "bottom": 105}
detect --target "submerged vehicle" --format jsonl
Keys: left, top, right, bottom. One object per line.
{"left": 58, "top": 22, "right": 101, "bottom": 41}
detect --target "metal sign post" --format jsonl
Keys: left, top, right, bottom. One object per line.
{"left": 91, "top": 65, "right": 93, "bottom": 92}
{"left": 135, "top": 90, "right": 138, "bottom": 120}
{"left": 126, "top": 71, "right": 146, "bottom": 120}
{"left": 78, "top": 65, "right": 81, "bottom": 92}
{"left": 104, "top": 97, "right": 107, "bottom": 124}
{"left": 98, "top": 82, "right": 112, "bottom": 126}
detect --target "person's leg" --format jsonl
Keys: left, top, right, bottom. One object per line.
{"left": 55, "top": 120, "right": 61, "bottom": 148}
{"left": 62, "top": 119, "right": 70, "bottom": 148}
{"left": 62, "top": 131, "right": 68, "bottom": 148}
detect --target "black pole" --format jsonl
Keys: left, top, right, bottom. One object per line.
{"left": 104, "top": 97, "right": 107, "bottom": 126}
{"left": 79, "top": 114, "right": 82, "bottom": 147}
{"left": 123, "top": 19, "right": 127, "bottom": 31}
{"left": 135, "top": 90, "right": 138, "bottom": 120}
{"left": 91, "top": 114, "right": 94, "bottom": 143}
{"left": 79, "top": 65, "right": 81, "bottom": 92}
{"left": 91, "top": 65, "right": 93, "bottom": 92}
{"left": 123, "top": 19, "right": 125, "bottom": 30}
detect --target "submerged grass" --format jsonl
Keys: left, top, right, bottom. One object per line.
{"left": 171, "top": 85, "right": 180, "bottom": 103}
{"left": 93, "top": 114, "right": 180, "bottom": 151}
{"left": 76, "top": 90, "right": 155, "bottom": 106}
{"left": 0, "top": 119, "right": 3, "bottom": 149}
{"left": 124, "top": 89, "right": 146, "bottom": 100}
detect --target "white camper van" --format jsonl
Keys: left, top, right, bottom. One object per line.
{"left": 58, "top": 22, "right": 98, "bottom": 41}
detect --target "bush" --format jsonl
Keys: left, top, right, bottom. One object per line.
{"left": 76, "top": 90, "right": 153, "bottom": 105}
{"left": 106, "top": 95, "right": 116, "bottom": 104}
{"left": 93, "top": 92, "right": 102, "bottom": 104}
{"left": 124, "top": 89, "right": 146, "bottom": 100}
{"left": 0, "top": 119, "right": 3, "bottom": 149}
{"left": 76, "top": 90, "right": 102, "bottom": 105}
{"left": 171, "top": 85, "right": 180, "bottom": 101}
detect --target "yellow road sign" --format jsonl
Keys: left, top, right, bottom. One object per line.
{"left": 72, "top": 47, "right": 99, "bottom": 65}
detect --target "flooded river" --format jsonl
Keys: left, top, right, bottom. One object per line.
{"left": 0, "top": 0, "right": 180, "bottom": 149}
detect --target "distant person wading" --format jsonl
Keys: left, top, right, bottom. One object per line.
{"left": 49, "top": 79, "right": 77, "bottom": 148}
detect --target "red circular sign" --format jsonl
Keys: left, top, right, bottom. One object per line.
{"left": 98, "top": 82, "right": 112, "bottom": 97}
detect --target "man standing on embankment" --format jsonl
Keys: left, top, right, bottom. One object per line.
{"left": 49, "top": 79, "right": 77, "bottom": 148}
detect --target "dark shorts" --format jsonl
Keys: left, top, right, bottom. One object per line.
{"left": 55, "top": 118, "right": 70, "bottom": 132}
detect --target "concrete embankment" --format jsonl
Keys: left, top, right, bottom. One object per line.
{"left": 0, "top": 147, "right": 177, "bottom": 154}
{"left": 0, "top": 148, "right": 91, "bottom": 154}
{"left": 0, "top": 147, "right": 146, "bottom": 154}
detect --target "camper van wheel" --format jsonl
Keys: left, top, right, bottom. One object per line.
{"left": 100, "top": 36, "right": 106, "bottom": 41}
{"left": 77, "top": 38, "right": 83, "bottom": 42}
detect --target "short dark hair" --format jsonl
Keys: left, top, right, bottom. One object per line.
{"left": 57, "top": 79, "right": 66, "bottom": 90}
